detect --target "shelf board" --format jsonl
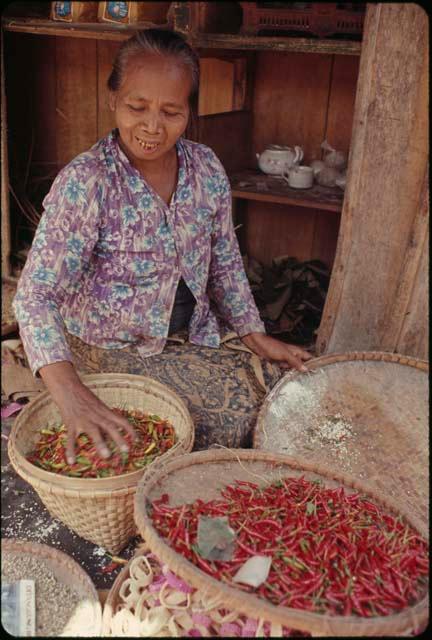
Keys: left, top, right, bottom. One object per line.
{"left": 2, "top": 17, "right": 362, "bottom": 55}
{"left": 191, "top": 32, "right": 362, "bottom": 56}
{"left": 230, "top": 170, "right": 344, "bottom": 212}
{"left": 1, "top": 17, "right": 163, "bottom": 41}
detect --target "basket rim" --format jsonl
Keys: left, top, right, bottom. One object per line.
{"left": 2, "top": 538, "right": 102, "bottom": 633}
{"left": 8, "top": 373, "right": 194, "bottom": 496}
{"left": 133, "top": 448, "right": 429, "bottom": 636}
{"left": 254, "top": 350, "right": 429, "bottom": 447}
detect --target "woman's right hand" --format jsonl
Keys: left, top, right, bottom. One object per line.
{"left": 38, "top": 361, "right": 136, "bottom": 465}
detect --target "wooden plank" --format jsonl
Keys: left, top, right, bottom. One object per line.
{"left": 198, "top": 111, "right": 253, "bottom": 173}
{"left": 395, "top": 217, "right": 429, "bottom": 360}
{"left": 1, "top": 17, "right": 163, "bottom": 40}
{"left": 198, "top": 58, "right": 235, "bottom": 116}
{"left": 311, "top": 211, "right": 341, "bottom": 269}
{"left": 243, "top": 201, "right": 317, "bottom": 267}
{"left": 324, "top": 55, "right": 360, "bottom": 156}
{"left": 385, "top": 169, "right": 429, "bottom": 358}
{"left": 55, "top": 37, "right": 98, "bottom": 165}
{"left": 30, "top": 35, "right": 57, "bottom": 165}
{"left": 316, "top": 4, "right": 429, "bottom": 357}
{"left": 232, "top": 189, "right": 342, "bottom": 211}
{"left": 232, "top": 57, "right": 247, "bottom": 111}
{"left": 230, "top": 170, "right": 343, "bottom": 212}
{"left": 3, "top": 32, "right": 34, "bottom": 177}
{"left": 1, "top": 31, "right": 11, "bottom": 276}
{"left": 2, "top": 17, "right": 363, "bottom": 54}
{"left": 97, "top": 40, "right": 120, "bottom": 138}
{"left": 252, "top": 52, "right": 332, "bottom": 166}
{"left": 190, "top": 32, "right": 362, "bottom": 56}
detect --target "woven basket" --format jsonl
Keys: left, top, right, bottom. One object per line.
{"left": 2, "top": 538, "right": 102, "bottom": 636}
{"left": 254, "top": 351, "right": 429, "bottom": 528}
{"left": 134, "top": 449, "right": 429, "bottom": 637}
{"left": 8, "top": 373, "right": 194, "bottom": 554}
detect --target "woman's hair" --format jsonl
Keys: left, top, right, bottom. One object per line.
{"left": 108, "top": 28, "right": 200, "bottom": 134}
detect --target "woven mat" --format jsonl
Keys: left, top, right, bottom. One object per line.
{"left": 255, "top": 355, "right": 429, "bottom": 529}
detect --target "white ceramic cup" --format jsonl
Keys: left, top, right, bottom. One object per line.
{"left": 283, "top": 165, "right": 314, "bottom": 189}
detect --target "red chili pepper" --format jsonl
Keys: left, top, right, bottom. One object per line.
{"left": 150, "top": 478, "right": 429, "bottom": 618}
{"left": 101, "top": 562, "right": 120, "bottom": 573}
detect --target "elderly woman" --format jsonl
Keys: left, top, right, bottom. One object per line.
{"left": 13, "top": 29, "right": 311, "bottom": 463}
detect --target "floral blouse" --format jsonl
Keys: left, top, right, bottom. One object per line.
{"left": 13, "top": 131, "right": 265, "bottom": 375}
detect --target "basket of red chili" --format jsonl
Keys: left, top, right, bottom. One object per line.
{"left": 133, "top": 449, "right": 429, "bottom": 636}
{"left": 8, "top": 373, "right": 194, "bottom": 554}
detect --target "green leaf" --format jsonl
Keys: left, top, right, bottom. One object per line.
{"left": 306, "top": 502, "right": 317, "bottom": 516}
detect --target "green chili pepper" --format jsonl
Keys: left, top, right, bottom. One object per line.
{"left": 96, "top": 469, "right": 112, "bottom": 478}
{"left": 50, "top": 462, "right": 66, "bottom": 470}
{"left": 133, "top": 459, "right": 149, "bottom": 468}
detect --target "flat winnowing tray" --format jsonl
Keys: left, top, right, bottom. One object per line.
{"left": 254, "top": 352, "right": 429, "bottom": 528}
{"left": 134, "top": 449, "right": 429, "bottom": 637}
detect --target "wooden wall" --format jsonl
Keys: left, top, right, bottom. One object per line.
{"left": 316, "top": 3, "right": 429, "bottom": 359}
{"left": 243, "top": 51, "right": 359, "bottom": 268}
{"left": 195, "top": 49, "right": 360, "bottom": 269}
{"left": 5, "top": 33, "right": 119, "bottom": 170}
{"left": 6, "top": 33, "right": 359, "bottom": 272}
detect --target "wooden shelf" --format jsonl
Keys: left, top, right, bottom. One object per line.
{"left": 1, "top": 17, "right": 162, "bottom": 41}
{"left": 2, "top": 17, "right": 361, "bottom": 55}
{"left": 230, "top": 170, "right": 344, "bottom": 212}
{"left": 191, "top": 33, "right": 361, "bottom": 56}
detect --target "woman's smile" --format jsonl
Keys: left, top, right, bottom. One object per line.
{"left": 134, "top": 136, "right": 160, "bottom": 152}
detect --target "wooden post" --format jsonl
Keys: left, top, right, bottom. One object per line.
{"left": 1, "top": 31, "right": 12, "bottom": 278}
{"left": 316, "top": 3, "right": 429, "bottom": 359}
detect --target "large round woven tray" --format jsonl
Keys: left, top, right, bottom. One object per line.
{"left": 8, "top": 373, "right": 194, "bottom": 554}
{"left": 1, "top": 538, "right": 102, "bottom": 636}
{"left": 254, "top": 352, "right": 429, "bottom": 528}
{"left": 134, "top": 449, "right": 429, "bottom": 637}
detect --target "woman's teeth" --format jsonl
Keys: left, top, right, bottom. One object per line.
{"left": 136, "top": 138, "right": 158, "bottom": 151}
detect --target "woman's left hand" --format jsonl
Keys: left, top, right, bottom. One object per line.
{"left": 240, "top": 332, "right": 313, "bottom": 372}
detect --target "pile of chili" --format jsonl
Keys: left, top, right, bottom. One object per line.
{"left": 27, "top": 408, "right": 176, "bottom": 478}
{"left": 150, "top": 477, "right": 429, "bottom": 618}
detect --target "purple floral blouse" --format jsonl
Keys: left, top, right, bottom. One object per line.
{"left": 13, "top": 131, "right": 265, "bottom": 375}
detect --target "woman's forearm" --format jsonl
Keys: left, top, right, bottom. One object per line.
{"left": 38, "top": 361, "right": 83, "bottom": 398}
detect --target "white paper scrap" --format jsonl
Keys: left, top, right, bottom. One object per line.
{"left": 232, "top": 556, "right": 272, "bottom": 588}
{"left": 1, "top": 579, "right": 35, "bottom": 636}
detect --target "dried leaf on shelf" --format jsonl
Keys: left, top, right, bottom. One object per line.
{"left": 244, "top": 253, "right": 330, "bottom": 345}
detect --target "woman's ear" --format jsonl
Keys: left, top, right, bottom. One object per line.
{"left": 108, "top": 91, "right": 116, "bottom": 112}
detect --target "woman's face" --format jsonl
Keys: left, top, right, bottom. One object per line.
{"left": 109, "top": 53, "right": 192, "bottom": 168}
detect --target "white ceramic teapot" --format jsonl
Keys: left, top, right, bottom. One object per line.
{"left": 256, "top": 144, "right": 304, "bottom": 177}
